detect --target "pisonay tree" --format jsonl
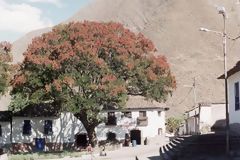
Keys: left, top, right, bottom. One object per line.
{"left": 10, "top": 21, "right": 176, "bottom": 146}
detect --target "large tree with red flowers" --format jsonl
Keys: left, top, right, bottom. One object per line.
{"left": 10, "top": 21, "right": 176, "bottom": 146}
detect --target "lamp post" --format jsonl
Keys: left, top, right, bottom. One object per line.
{"left": 199, "top": 6, "right": 230, "bottom": 155}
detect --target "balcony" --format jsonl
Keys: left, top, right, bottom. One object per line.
{"left": 137, "top": 117, "right": 148, "bottom": 126}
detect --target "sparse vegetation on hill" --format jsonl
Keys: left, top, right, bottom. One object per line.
{"left": 12, "top": 0, "right": 240, "bottom": 116}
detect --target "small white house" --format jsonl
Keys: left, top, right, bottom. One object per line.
{"left": 219, "top": 61, "right": 240, "bottom": 134}
{"left": 96, "top": 95, "right": 168, "bottom": 145}
{"left": 183, "top": 102, "right": 225, "bottom": 135}
{"left": 10, "top": 104, "right": 86, "bottom": 153}
{"left": 220, "top": 62, "right": 240, "bottom": 124}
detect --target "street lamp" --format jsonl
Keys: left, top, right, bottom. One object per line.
{"left": 199, "top": 28, "right": 222, "bottom": 35}
{"left": 199, "top": 6, "right": 230, "bottom": 155}
{"left": 199, "top": 27, "right": 210, "bottom": 32}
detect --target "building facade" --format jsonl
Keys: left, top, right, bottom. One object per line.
{"left": 219, "top": 62, "right": 240, "bottom": 135}
{"left": 183, "top": 103, "right": 225, "bottom": 135}
{"left": 223, "top": 63, "right": 240, "bottom": 124}
{"left": 0, "top": 96, "right": 168, "bottom": 152}
{"left": 11, "top": 112, "right": 86, "bottom": 152}
{"left": 97, "top": 96, "right": 167, "bottom": 144}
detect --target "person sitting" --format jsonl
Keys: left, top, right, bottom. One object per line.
{"left": 86, "top": 144, "right": 93, "bottom": 153}
{"left": 124, "top": 133, "right": 130, "bottom": 146}
{"left": 100, "top": 146, "right": 107, "bottom": 156}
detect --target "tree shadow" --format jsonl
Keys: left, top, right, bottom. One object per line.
{"left": 96, "top": 112, "right": 134, "bottom": 141}
{"left": 211, "top": 119, "right": 226, "bottom": 134}
{"left": 10, "top": 104, "right": 87, "bottom": 153}
{"left": 147, "top": 155, "right": 161, "bottom": 160}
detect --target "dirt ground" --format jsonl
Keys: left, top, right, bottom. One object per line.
{"left": 46, "top": 136, "right": 169, "bottom": 160}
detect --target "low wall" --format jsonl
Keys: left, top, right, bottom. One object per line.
{"left": 11, "top": 142, "right": 75, "bottom": 153}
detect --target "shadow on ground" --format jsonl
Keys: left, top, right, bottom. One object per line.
{"left": 147, "top": 156, "right": 161, "bottom": 160}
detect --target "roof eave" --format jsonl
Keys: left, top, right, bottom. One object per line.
{"left": 102, "top": 107, "right": 168, "bottom": 112}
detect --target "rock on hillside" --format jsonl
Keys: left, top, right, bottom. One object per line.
{"left": 11, "top": 0, "right": 240, "bottom": 116}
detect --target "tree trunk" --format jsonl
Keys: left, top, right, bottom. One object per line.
{"left": 86, "top": 127, "right": 97, "bottom": 147}
{"left": 75, "top": 112, "right": 99, "bottom": 147}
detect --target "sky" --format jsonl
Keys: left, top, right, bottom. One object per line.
{"left": 0, "top": 0, "right": 91, "bottom": 42}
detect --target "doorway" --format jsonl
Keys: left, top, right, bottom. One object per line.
{"left": 130, "top": 129, "right": 141, "bottom": 145}
{"left": 35, "top": 138, "right": 45, "bottom": 151}
{"left": 75, "top": 133, "right": 88, "bottom": 147}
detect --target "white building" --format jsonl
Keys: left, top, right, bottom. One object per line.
{"left": 219, "top": 62, "right": 240, "bottom": 134}
{"left": 96, "top": 96, "right": 167, "bottom": 145}
{"left": 220, "top": 62, "right": 240, "bottom": 124}
{"left": 9, "top": 104, "right": 86, "bottom": 153}
{"left": 183, "top": 103, "right": 225, "bottom": 135}
{"left": 0, "top": 96, "right": 168, "bottom": 152}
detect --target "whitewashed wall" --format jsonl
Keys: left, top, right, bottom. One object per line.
{"left": 229, "top": 71, "right": 240, "bottom": 124}
{"left": 185, "top": 104, "right": 225, "bottom": 134}
{"left": 96, "top": 112, "right": 131, "bottom": 141}
{"left": 186, "top": 107, "right": 199, "bottom": 134}
{"left": 12, "top": 112, "right": 86, "bottom": 144}
{"left": 188, "top": 107, "right": 199, "bottom": 117}
{"left": 11, "top": 110, "right": 165, "bottom": 144}
{"left": 96, "top": 110, "right": 165, "bottom": 141}
{"left": 210, "top": 104, "right": 225, "bottom": 125}
{"left": 178, "top": 123, "right": 186, "bottom": 135}
{"left": 199, "top": 106, "right": 212, "bottom": 131}
{"left": 0, "top": 122, "right": 11, "bottom": 146}
{"left": 186, "top": 117, "right": 196, "bottom": 134}
{"left": 138, "top": 110, "right": 165, "bottom": 138}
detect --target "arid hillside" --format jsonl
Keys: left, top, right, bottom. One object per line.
{"left": 11, "top": 0, "right": 240, "bottom": 116}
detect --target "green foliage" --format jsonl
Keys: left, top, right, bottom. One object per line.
{"left": 8, "top": 93, "right": 29, "bottom": 112}
{"left": 166, "top": 117, "right": 183, "bottom": 133}
{"left": 0, "top": 41, "right": 12, "bottom": 95}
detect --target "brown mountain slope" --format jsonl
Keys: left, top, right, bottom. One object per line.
{"left": 11, "top": 0, "right": 240, "bottom": 116}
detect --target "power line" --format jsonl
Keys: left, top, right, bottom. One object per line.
{"left": 177, "top": 87, "right": 193, "bottom": 105}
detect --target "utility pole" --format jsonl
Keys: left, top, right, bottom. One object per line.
{"left": 183, "top": 77, "right": 197, "bottom": 107}
{"left": 222, "top": 9, "right": 230, "bottom": 155}
{"left": 200, "top": 6, "right": 229, "bottom": 155}
{"left": 193, "top": 77, "right": 197, "bottom": 107}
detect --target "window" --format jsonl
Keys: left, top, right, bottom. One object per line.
{"left": 158, "top": 128, "right": 163, "bottom": 135}
{"left": 158, "top": 111, "right": 162, "bottom": 117}
{"left": 44, "top": 120, "right": 53, "bottom": 135}
{"left": 123, "top": 112, "right": 132, "bottom": 118}
{"left": 139, "top": 111, "right": 147, "bottom": 117}
{"left": 235, "top": 82, "right": 240, "bottom": 110}
{"left": 106, "top": 132, "right": 116, "bottom": 141}
{"left": 106, "top": 112, "right": 117, "bottom": 125}
{"left": 23, "top": 120, "right": 31, "bottom": 135}
{"left": 137, "top": 111, "right": 148, "bottom": 126}
{"left": 0, "top": 125, "right": 2, "bottom": 137}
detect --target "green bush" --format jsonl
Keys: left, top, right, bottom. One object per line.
{"left": 166, "top": 117, "right": 183, "bottom": 133}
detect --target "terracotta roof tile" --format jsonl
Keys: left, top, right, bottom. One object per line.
{"left": 124, "top": 95, "right": 166, "bottom": 110}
